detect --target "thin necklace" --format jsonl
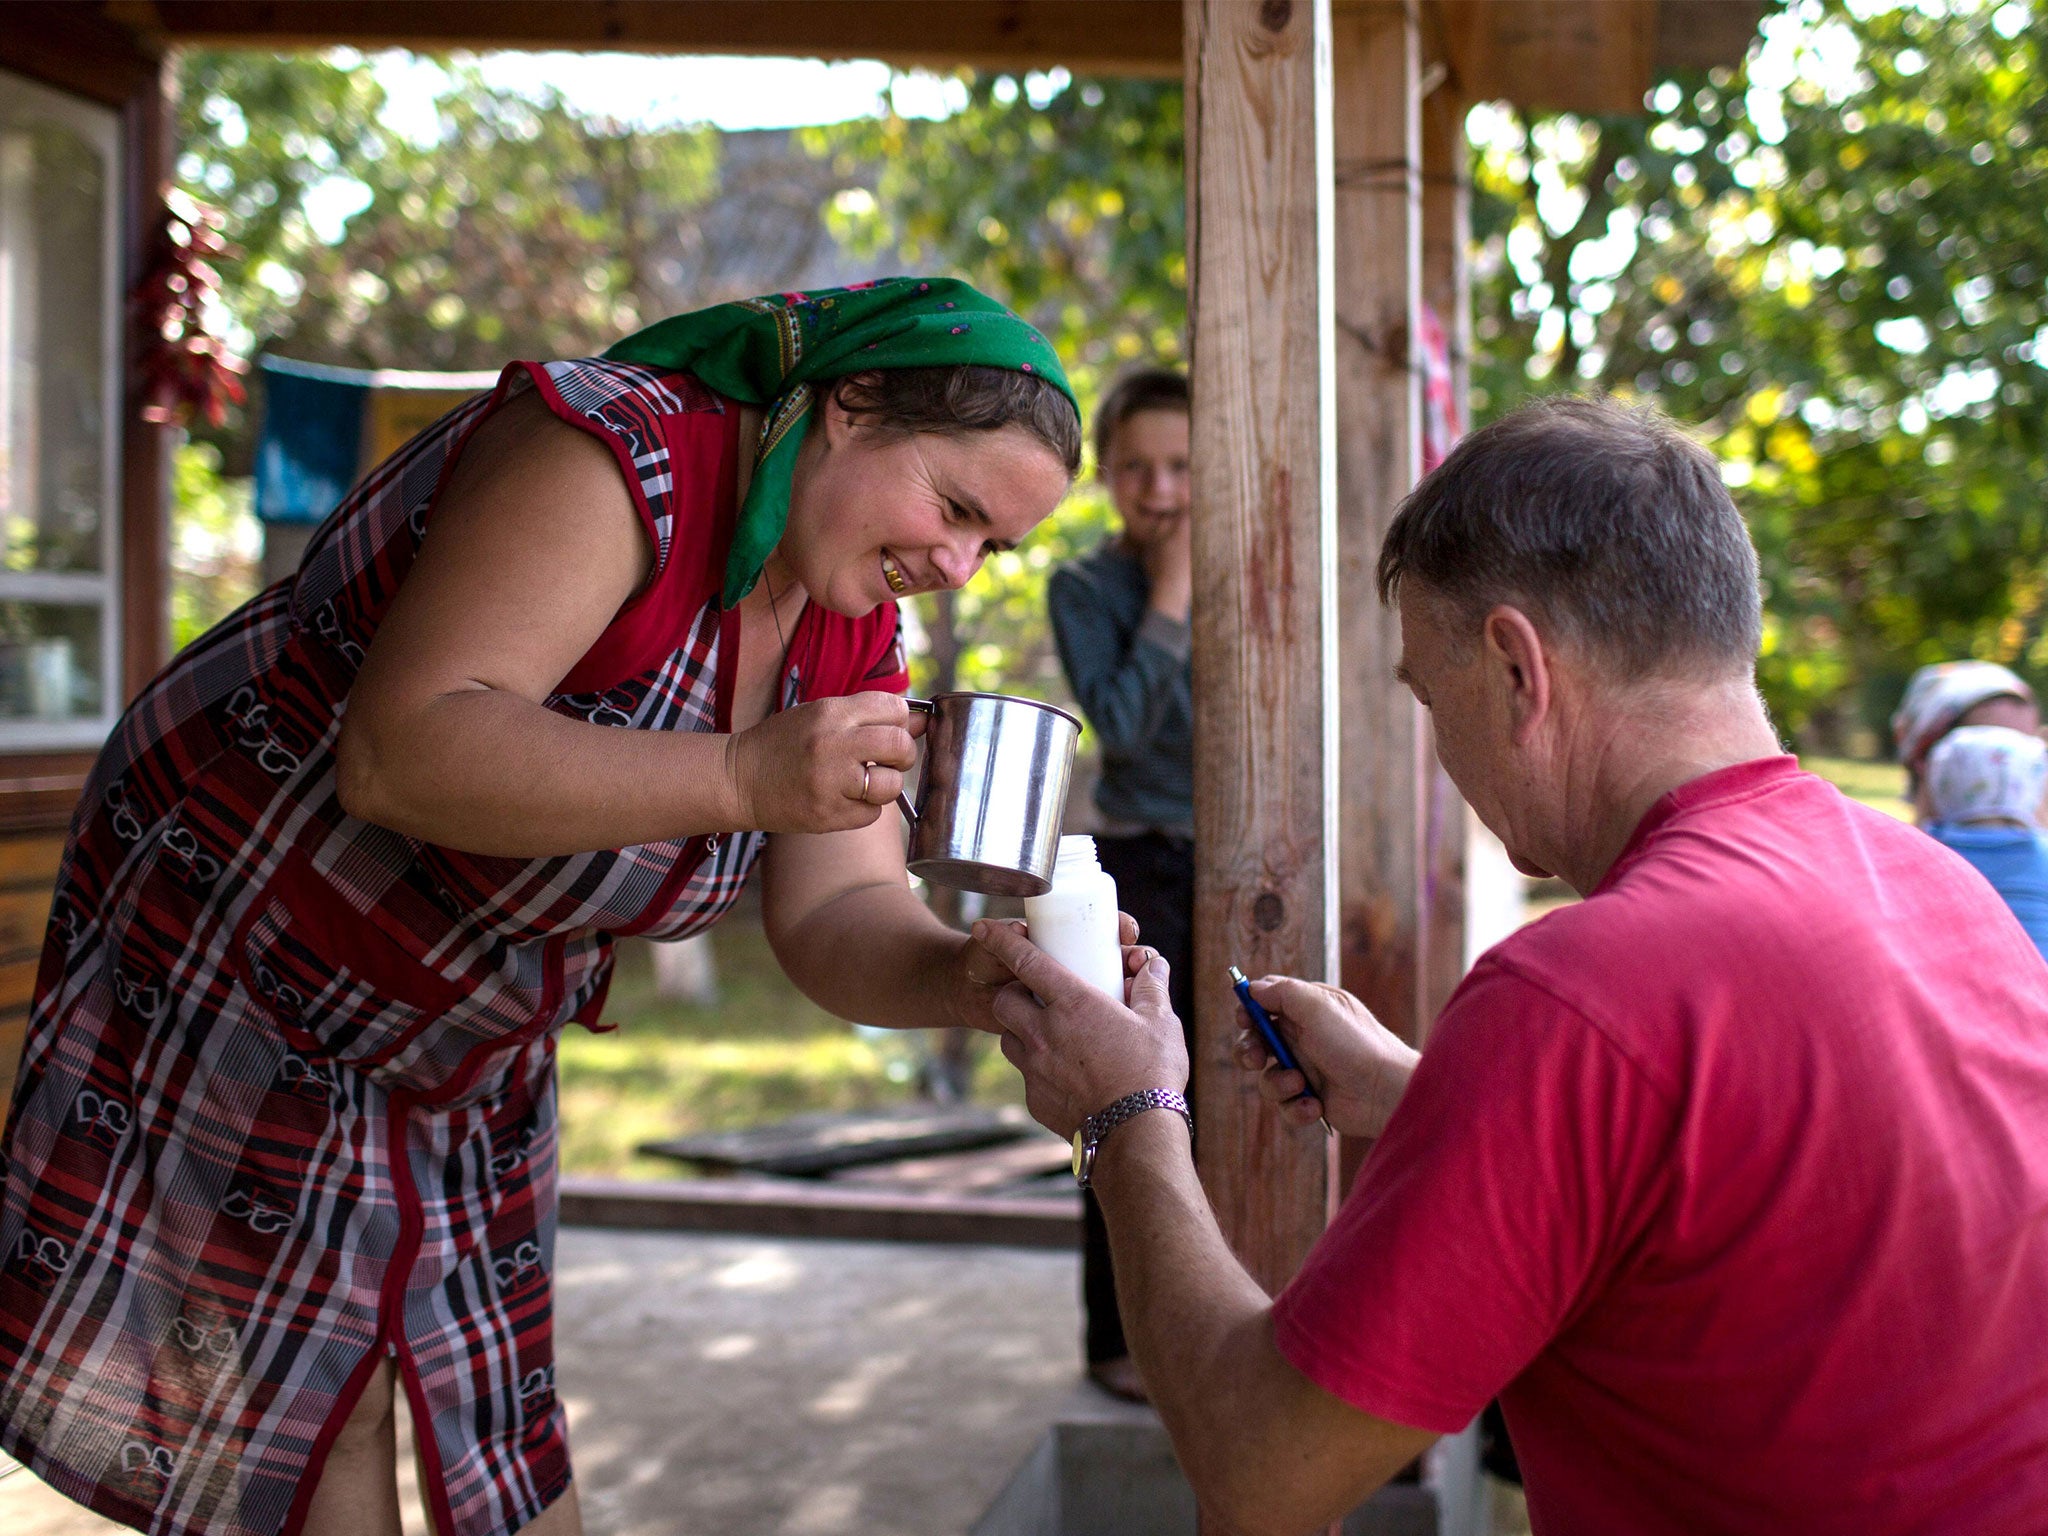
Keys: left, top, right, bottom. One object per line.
{"left": 762, "top": 558, "right": 798, "bottom": 701}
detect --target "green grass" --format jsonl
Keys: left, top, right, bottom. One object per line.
{"left": 1800, "top": 754, "right": 1912, "bottom": 822}
{"left": 556, "top": 916, "right": 1021, "bottom": 1179}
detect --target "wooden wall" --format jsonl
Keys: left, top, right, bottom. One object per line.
{"left": 0, "top": 833, "right": 63, "bottom": 1111}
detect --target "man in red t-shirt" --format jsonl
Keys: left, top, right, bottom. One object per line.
{"left": 978, "top": 396, "right": 2048, "bottom": 1534}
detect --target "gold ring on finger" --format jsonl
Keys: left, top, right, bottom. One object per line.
{"left": 862, "top": 762, "right": 873, "bottom": 802}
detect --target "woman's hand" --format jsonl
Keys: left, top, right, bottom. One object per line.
{"left": 724, "top": 691, "right": 921, "bottom": 833}
{"left": 1233, "top": 976, "right": 1420, "bottom": 1140}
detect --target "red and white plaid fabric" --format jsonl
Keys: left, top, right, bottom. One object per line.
{"left": 0, "top": 359, "right": 906, "bottom": 1536}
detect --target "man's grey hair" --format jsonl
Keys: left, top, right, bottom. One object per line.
{"left": 1376, "top": 395, "right": 1762, "bottom": 678}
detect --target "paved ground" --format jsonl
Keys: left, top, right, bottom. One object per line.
{"left": 0, "top": 1226, "right": 1088, "bottom": 1536}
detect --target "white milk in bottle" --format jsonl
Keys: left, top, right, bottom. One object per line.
{"left": 1022, "top": 836, "right": 1125, "bottom": 997}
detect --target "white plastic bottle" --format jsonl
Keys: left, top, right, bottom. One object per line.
{"left": 1023, "top": 836, "right": 1125, "bottom": 998}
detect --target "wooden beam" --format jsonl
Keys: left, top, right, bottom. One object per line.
{"left": 105, "top": 0, "right": 1761, "bottom": 105}
{"left": 1654, "top": 0, "right": 1767, "bottom": 73}
{"left": 121, "top": 57, "right": 175, "bottom": 702}
{"left": 1332, "top": 1, "right": 1422, "bottom": 1061}
{"left": 1418, "top": 74, "right": 1471, "bottom": 1035}
{"left": 0, "top": 4, "right": 163, "bottom": 107}
{"left": 115, "top": 1, "right": 1185, "bottom": 78}
{"left": 1185, "top": 0, "right": 1339, "bottom": 1320}
{"left": 1432, "top": 0, "right": 1656, "bottom": 116}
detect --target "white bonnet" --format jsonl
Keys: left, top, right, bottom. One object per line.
{"left": 1926, "top": 724, "right": 2048, "bottom": 826}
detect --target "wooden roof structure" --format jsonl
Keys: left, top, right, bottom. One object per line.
{"left": 101, "top": 0, "right": 1761, "bottom": 113}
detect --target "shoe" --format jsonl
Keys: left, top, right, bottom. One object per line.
{"left": 1086, "top": 1356, "right": 1149, "bottom": 1403}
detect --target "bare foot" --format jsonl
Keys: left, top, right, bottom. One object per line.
{"left": 1087, "top": 1356, "right": 1149, "bottom": 1403}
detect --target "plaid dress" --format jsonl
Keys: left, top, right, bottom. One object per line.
{"left": 0, "top": 359, "right": 907, "bottom": 1536}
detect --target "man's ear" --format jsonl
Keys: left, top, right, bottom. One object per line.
{"left": 1481, "top": 604, "right": 1551, "bottom": 744}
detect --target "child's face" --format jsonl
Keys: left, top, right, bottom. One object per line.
{"left": 1102, "top": 408, "right": 1190, "bottom": 549}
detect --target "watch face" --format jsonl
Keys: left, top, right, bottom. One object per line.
{"left": 1071, "top": 1129, "right": 1086, "bottom": 1180}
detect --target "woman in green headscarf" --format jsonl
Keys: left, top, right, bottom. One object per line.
{"left": 0, "top": 280, "right": 1090, "bottom": 1536}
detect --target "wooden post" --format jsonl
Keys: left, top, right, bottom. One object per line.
{"left": 1418, "top": 68, "right": 1473, "bottom": 1034}
{"left": 122, "top": 56, "right": 173, "bottom": 700}
{"left": 1184, "top": 0, "right": 1340, "bottom": 1317}
{"left": 1331, "top": 0, "right": 1424, "bottom": 1060}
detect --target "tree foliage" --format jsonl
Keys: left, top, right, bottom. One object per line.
{"left": 172, "top": 17, "right": 2048, "bottom": 756}
{"left": 1470, "top": 0, "right": 2047, "bottom": 742}
{"left": 175, "top": 51, "right": 720, "bottom": 454}
{"left": 806, "top": 73, "right": 1187, "bottom": 702}
{"left": 175, "top": 51, "right": 394, "bottom": 353}
{"left": 272, "top": 75, "right": 718, "bottom": 372}
{"left": 806, "top": 73, "right": 1185, "bottom": 402}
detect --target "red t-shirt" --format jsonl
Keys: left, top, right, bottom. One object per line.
{"left": 1273, "top": 756, "right": 2048, "bottom": 1534}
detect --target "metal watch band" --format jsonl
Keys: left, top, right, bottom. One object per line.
{"left": 1071, "top": 1088, "right": 1194, "bottom": 1190}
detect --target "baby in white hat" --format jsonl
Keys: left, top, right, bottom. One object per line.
{"left": 1893, "top": 661, "right": 2038, "bottom": 822}
{"left": 1925, "top": 724, "right": 2048, "bottom": 957}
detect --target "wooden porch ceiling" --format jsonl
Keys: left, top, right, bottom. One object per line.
{"left": 105, "top": 0, "right": 1764, "bottom": 113}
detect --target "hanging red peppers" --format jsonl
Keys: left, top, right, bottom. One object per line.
{"left": 131, "top": 188, "right": 247, "bottom": 428}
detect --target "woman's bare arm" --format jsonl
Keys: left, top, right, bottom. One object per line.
{"left": 336, "top": 392, "right": 912, "bottom": 856}
{"left": 761, "top": 818, "right": 1014, "bottom": 1032}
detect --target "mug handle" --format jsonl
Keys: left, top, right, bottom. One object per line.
{"left": 896, "top": 697, "right": 937, "bottom": 823}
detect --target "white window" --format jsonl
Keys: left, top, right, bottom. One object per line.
{"left": 0, "top": 69, "right": 122, "bottom": 750}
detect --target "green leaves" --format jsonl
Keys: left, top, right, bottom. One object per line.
{"left": 806, "top": 73, "right": 1185, "bottom": 407}
{"left": 806, "top": 72, "right": 1185, "bottom": 701}
{"left": 1470, "top": 1, "right": 2048, "bottom": 743}
{"left": 176, "top": 50, "right": 721, "bottom": 419}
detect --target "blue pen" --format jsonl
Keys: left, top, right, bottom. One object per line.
{"left": 1229, "top": 966, "right": 1334, "bottom": 1137}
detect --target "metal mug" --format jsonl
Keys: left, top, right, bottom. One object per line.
{"left": 893, "top": 692, "right": 1081, "bottom": 897}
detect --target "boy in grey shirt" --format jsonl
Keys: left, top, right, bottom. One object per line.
{"left": 1047, "top": 366, "right": 1193, "bottom": 1401}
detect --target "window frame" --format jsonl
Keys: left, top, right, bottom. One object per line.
{"left": 0, "top": 68, "right": 125, "bottom": 754}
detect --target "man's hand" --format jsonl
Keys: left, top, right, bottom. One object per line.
{"left": 950, "top": 911, "right": 1140, "bottom": 1034}
{"left": 973, "top": 919, "right": 1188, "bottom": 1139}
{"left": 1233, "top": 976, "right": 1421, "bottom": 1140}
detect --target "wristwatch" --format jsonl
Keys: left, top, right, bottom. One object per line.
{"left": 1071, "top": 1089, "right": 1193, "bottom": 1190}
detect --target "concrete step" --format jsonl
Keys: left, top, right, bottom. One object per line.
{"left": 973, "top": 1397, "right": 1443, "bottom": 1536}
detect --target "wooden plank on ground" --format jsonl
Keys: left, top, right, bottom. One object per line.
{"left": 1185, "top": 0, "right": 1342, "bottom": 1315}
{"left": 828, "top": 1132, "right": 1074, "bottom": 1194}
{"left": 638, "top": 1104, "right": 1039, "bottom": 1177}
{"left": 559, "top": 1175, "right": 1080, "bottom": 1250}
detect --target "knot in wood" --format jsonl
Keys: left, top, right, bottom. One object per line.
{"left": 1252, "top": 892, "right": 1285, "bottom": 932}
{"left": 1259, "top": 0, "right": 1293, "bottom": 32}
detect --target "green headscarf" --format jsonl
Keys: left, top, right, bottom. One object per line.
{"left": 604, "top": 277, "right": 1076, "bottom": 607}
